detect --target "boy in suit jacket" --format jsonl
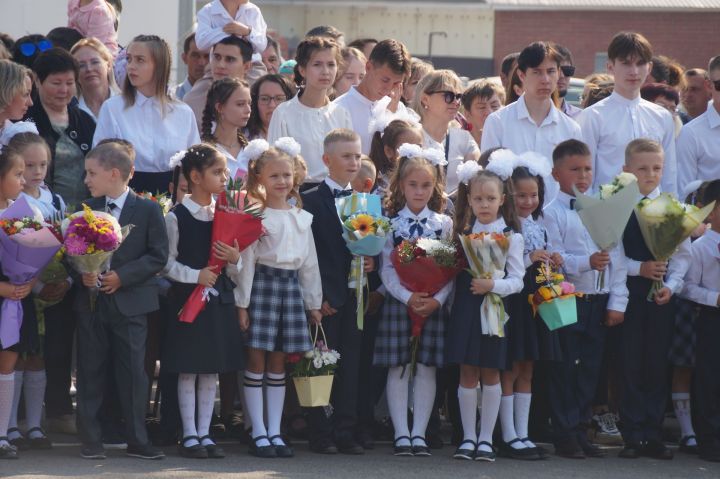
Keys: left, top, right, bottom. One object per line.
{"left": 302, "top": 129, "right": 372, "bottom": 454}
{"left": 75, "top": 139, "right": 169, "bottom": 460}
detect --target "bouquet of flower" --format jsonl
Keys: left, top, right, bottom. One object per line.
{"left": 178, "top": 179, "right": 263, "bottom": 323}
{"left": 137, "top": 191, "right": 172, "bottom": 215}
{"left": 0, "top": 196, "right": 63, "bottom": 348}
{"left": 573, "top": 172, "right": 639, "bottom": 289}
{"left": 528, "top": 262, "right": 580, "bottom": 331}
{"left": 61, "top": 204, "right": 131, "bottom": 311}
{"left": 288, "top": 326, "right": 340, "bottom": 407}
{"left": 459, "top": 231, "right": 513, "bottom": 337}
{"left": 336, "top": 192, "right": 391, "bottom": 330}
{"left": 391, "top": 237, "right": 462, "bottom": 374}
{"left": 635, "top": 194, "right": 715, "bottom": 300}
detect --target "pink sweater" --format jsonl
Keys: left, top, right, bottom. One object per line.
{"left": 67, "top": 0, "right": 119, "bottom": 56}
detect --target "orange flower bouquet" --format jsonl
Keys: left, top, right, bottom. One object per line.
{"left": 528, "top": 263, "right": 580, "bottom": 331}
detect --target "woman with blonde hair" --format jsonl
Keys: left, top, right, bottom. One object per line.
{"left": 333, "top": 47, "right": 366, "bottom": 98}
{"left": 0, "top": 60, "right": 33, "bottom": 134}
{"left": 71, "top": 37, "right": 119, "bottom": 121}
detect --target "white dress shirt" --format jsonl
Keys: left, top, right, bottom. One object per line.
{"left": 174, "top": 77, "right": 192, "bottom": 101}
{"left": 163, "top": 196, "right": 243, "bottom": 304}
{"left": 578, "top": 91, "right": 677, "bottom": 196}
{"left": 268, "top": 95, "right": 353, "bottom": 183}
{"left": 237, "top": 206, "right": 322, "bottom": 310}
{"left": 215, "top": 143, "right": 248, "bottom": 179}
{"left": 104, "top": 187, "right": 129, "bottom": 220}
{"left": 422, "top": 127, "right": 480, "bottom": 194}
{"left": 676, "top": 102, "right": 720, "bottom": 192}
{"left": 380, "top": 206, "right": 454, "bottom": 305}
{"left": 682, "top": 229, "right": 720, "bottom": 307}
{"left": 93, "top": 93, "right": 200, "bottom": 173}
{"left": 78, "top": 89, "right": 118, "bottom": 122}
{"left": 624, "top": 188, "right": 690, "bottom": 294}
{"left": 481, "top": 95, "right": 582, "bottom": 204}
{"left": 520, "top": 215, "right": 549, "bottom": 268}
{"left": 195, "top": 0, "right": 267, "bottom": 53}
{"left": 543, "top": 191, "right": 629, "bottom": 312}
{"left": 470, "top": 217, "right": 524, "bottom": 297}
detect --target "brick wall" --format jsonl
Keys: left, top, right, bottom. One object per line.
{"left": 493, "top": 10, "right": 720, "bottom": 77}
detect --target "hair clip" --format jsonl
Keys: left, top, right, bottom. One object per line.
{"left": 273, "top": 137, "right": 301, "bottom": 157}
{"left": 456, "top": 160, "right": 483, "bottom": 185}
{"left": 237, "top": 139, "right": 270, "bottom": 165}
{"left": 515, "top": 151, "right": 552, "bottom": 178}
{"left": 486, "top": 149, "right": 516, "bottom": 180}
{"left": 368, "top": 96, "right": 421, "bottom": 136}
{"left": 0, "top": 121, "right": 39, "bottom": 149}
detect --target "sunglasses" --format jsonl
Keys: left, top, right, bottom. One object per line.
{"left": 560, "top": 65, "right": 576, "bottom": 77}
{"left": 19, "top": 39, "right": 53, "bottom": 57}
{"left": 431, "top": 90, "right": 463, "bottom": 104}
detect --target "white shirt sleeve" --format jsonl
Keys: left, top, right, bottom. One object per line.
{"left": 236, "top": 241, "right": 257, "bottom": 308}
{"left": 479, "top": 113, "right": 502, "bottom": 152}
{"left": 245, "top": 9, "right": 267, "bottom": 53}
{"left": 298, "top": 227, "right": 323, "bottom": 310}
{"left": 665, "top": 238, "right": 692, "bottom": 295}
{"left": 660, "top": 113, "right": 678, "bottom": 196}
{"left": 162, "top": 212, "right": 201, "bottom": 284}
{"left": 676, "top": 126, "right": 699, "bottom": 194}
{"left": 683, "top": 240, "right": 719, "bottom": 307}
{"left": 577, "top": 110, "right": 600, "bottom": 187}
{"left": 380, "top": 235, "right": 413, "bottom": 305}
{"left": 607, "top": 243, "right": 629, "bottom": 313}
{"left": 490, "top": 233, "right": 524, "bottom": 297}
{"left": 543, "top": 208, "right": 592, "bottom": 275}
{"left": 194, "top": 6, "right": 228, "bottom": 51}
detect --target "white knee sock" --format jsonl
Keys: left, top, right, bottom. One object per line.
{"left": 672, "top": 392, "right": 696, "bottom": 445}
{"left": 500, "top": 395, "right": 526, "bottom": 448}
{"left": 266, "top": 372, "right": 286, "bottom": 446}
{"left": 514, "top": 392, "right": 534, "bottom": 447}
{"left": 243, "top": 371, "right": 269, "bottom": 447}
{"left": 0, "top": 373, "right": 14, "bottom": 446}
{"left": 410, "top": 364, "right": 436, "bottom": 447}
{"left": 386, "top": 366, "right": 410, "bottom": 446}
{"left": 477, "top": 383, "right": 501, "bottom": 452}
{"left": 7, "top": 371, "right": 23, "bottom": 440}
{"left": 196, "top": 374, "right": 217, "bottom": 446}
{"left": 178, "top": 373, "right": 199, "bottom": 446}
{"left": 23, "top": 370, "right": 46, "bottom": 438}
{"left": 458, "top": 385, "right": 478, "bottom": 442}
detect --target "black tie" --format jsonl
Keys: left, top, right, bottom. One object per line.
{"left": 333, "top": 189, "right": 352, "bottom": 199}
{"left": 106, "top": 202, "right": 118, "bottom": 213}
{"left": 569, "top": 199, "right": 576, "bottom": 210}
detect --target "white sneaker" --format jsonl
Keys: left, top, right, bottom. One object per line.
{"left": 592, "top": 412, "right": 622, "bottom": 445}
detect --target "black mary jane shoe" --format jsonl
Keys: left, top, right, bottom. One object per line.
{"left": 27, "top": 427, "right": 52, "bottom": 450}
{"left": 453, "top": 439, "right": 476, "bottom": 460}
{"left": 410, "top": 436, "right": 431, "bottom": 457}
{"left": 199, "top": 435, "right": 225, "bottom": 459}
{"left": 249, "top": 435, "right": 277, "bottom": 458}
{"left": 519, "top": 437, "right": 548, "bottom": 459}
{"left": 7, "top": 429, "right": 28, "bottom": 451}
{"left": 178, "top": 436, "right": 208, "bottom": 459}
{"left": 0, "top": 439, "right": 18, "bottom": 460}
{"left": 393, "top": 436, "right": 413, "bottom": 456}
{"left": 270, "top": 435, "right": 294, "bottom": 458}
{"left": 498, "top": 438, "right": 541, "bottom": 460}
{"left": 474, "top": 441, "right": 497, "bottom": 462}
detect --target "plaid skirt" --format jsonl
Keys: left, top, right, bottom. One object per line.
{"left": 247, "top": 264, "right": 312, "bottom": 353}
{"left": 373, "top": 294, "right": 445, "bottom": 368}
{"left": 668, "top": 297, "right": 697, "bottom": 367}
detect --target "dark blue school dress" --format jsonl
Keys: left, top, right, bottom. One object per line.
{"left": 162, "top": 204, "right": 244, "bottom": 374}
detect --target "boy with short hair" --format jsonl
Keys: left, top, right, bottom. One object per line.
{"left": 578, "top": 32, "right": 677, "bottom": 196}
{"left": 617, "top": 138, "right": 690, "bottom": 460}
{"left": 302, "top": 129, "right": 370, "bottom": 454}
{"left": 75, "top": 139, "right": 169, "bottom": 460}
{"left": 350, "top": 156, "right": 376, "bottom": 193}
{"left": 543, "top": 139, "right": 628, "bottom": 458}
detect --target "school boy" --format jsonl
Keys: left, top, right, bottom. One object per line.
{"left": 75, "top": 140, "right": 169, "bottom": 460}
{"left": 543, "top": 139, "right": 628, "bottom": 458}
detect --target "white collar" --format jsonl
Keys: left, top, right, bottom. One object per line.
{"left": 556, "top": 190, "right": 576, "bottom": 210}
{"left": 706, "top": 101, "right": 720, "bottom": 129}
{"left": 638, "top": 187, "right": 661, "bottom": 201}
{"left": 348, "top": 86, "right": 374, "bottom": 105}
{"left": 398, "top": 205, "right": 433, "bottom": 220}
{"left": 516, "top": 94, "right": 559, "bottom": 127}
{"left": 324, "top": 177, "right": 351, "bottom": 192}
{"left": 211, "top": 0, "right": 248, "bottom": 18}
{"left": 182, "top": 194, "right": 215, "bottom": 214}
{"left": 106, "top": 187, "right": 130, "bottom": 210}
{"left": 134, "top": 91, "right": 155, "bottom": 107}
{"left": 609, "top": 90, "right": 641, "bottom": 108}
{"left": 472, "top": 216, "right": 507, "bottom": 233}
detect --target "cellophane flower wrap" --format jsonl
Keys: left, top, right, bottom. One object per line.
{"left": 34, "top": 210, "right": 69, "bottom": 346}
{"left": 528, "top": 262, "right": 580, "bottom": 330}
{"left": 178, "top": 178, "right": 263, "bottom": 323}
{"left": 336, "top": 193, "right": 391, "bottom": 331}
{"left": 635, "top": 194, "right": 715, "bottom": 300}
{"left": 61, "top": 204, "right": 131, "bottom": 312}
{"left": 573, "top": 172, "right": 639, "bottom": 290}
{"left": 0, "top": 196, "right": 62, "bottom": 348}
{"left": 459, "top": 231, "right": 512, "bottom": 337}
{"left": 390, "top": 237, "right": 462, "bottom": 375}
{"left": 137, "top": 191, "right": 172, "bottom": 215}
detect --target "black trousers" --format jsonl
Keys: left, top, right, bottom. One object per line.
{"left": 616, "top": 295, "right": 674, "bottom": 444}
{"left": 548, "top": 295, "right": 608, "bottom": 445}
{"left": 43, "top": 292, "right": 76, "bottom": 418}
{"left": 307, "top": 299, "right": 362, "bottom": 444}
{"left": 694, "top": 306, "right": 720, "bottom": 449}
{"left": 357, "top": 306, "right": 386, "bottom": 428}
{"left": 75, "top": 295, "right": 150, "bottom": 447}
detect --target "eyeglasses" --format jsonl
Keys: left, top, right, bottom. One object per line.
{"left": 19, "top": 39, "right": 53, "bottom": 57}
{"left": 78, "top": 59, "right": 104, "bottom": 71}
{"left": 560, "top": 65, "right": 576, "bottom": 77}
{"left": 258, "top": 95, "right": 287, "bottom": 105}
{"left": 430, "top": 90, "right": 463, "bottom": 104}
{"left": 713, "top": 79, "right": 720, "bottom": 91}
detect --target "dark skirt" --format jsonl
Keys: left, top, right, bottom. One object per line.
{"left": 668, "top": 296, "right": 697, "bottom": 367}
{"left": 506, "top": 292, "right": 540, "bottom": 363}
{"left": 373, "top": 293, "right": 445, "bottom": 368}
{"left": 517, "top": 261, "right": 562, "bottom": 362}
{"left": 162, "top": 272, "right": 245, "bottom": 374}
{"left": 0, "top": 295, "right": 39, "bottom": 354}
{"left": 446, "top": 270, "right": 507, "bottom": 369}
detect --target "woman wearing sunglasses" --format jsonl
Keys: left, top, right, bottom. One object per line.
{"left": 11, "top": 35, "right": 53, "bottom": 69}
{"left": 71, "top": 38, "right": 119, "bottom": 121}
{"left": 412, "top": 69, "right": 480, "bottom": 193}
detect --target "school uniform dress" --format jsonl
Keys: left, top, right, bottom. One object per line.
{"left": 681, "top": 229, "right": 720, "bottom": 451}
{"left": 446, "top": 218, "right": 524, "bottom": 369}
{"left": 237, "top": 206, "right": 322, "bottom": 353}
{"left": 542, "top": 191, "right": 628, "bottom": 446}
{"left": 161, "top": 198, "right": 245, "bottom": 374}
{"left": 373, "top": 206, "right": 453, "bottom": 368}
{"left": 618, "top": 188, "right": 690, "bottom": 445}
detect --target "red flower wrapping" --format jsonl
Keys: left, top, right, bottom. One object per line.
{"left": 178, "top": 191, "right": 264, "bottom": 323}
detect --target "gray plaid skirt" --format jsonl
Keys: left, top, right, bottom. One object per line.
{"left": 373, "top": 294, "right": 445, "bottom": 368}
{"left": 247, "top": 264, "right": 313, "bottom": 353}
{"left": 668, "top": 297, "right": 697, "bottom": 367}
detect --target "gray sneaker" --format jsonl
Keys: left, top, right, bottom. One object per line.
{"left": 592, "top": 412, "right": 623, "bottom": 445}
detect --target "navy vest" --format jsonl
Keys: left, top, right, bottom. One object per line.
{"left": 623, "top": 211, "right": 654, "bottom": 296}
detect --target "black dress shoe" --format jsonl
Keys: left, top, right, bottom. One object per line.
{"left": 249, "top": 435, "right": 277, "bottom": 458}
{"left": 310, "top": 437, "right": 337, "bottom": 454}
{"left": 393, "top": 436, "right": 412, "bottom": 456}
{"left": 498, "top": 438, "right": 541, "bottom": 460}
{"left": 519, "top": 438, "right": 549, "bottom": 459}
{"left": 0, "top": 440, "right": 18, "bottom": 460}
{"left": 618, "top": 444, "right": 641, "bottom": 459}
{"left": 453, "top": 439, "right": 476, "bottom": 460}
{"left": 270, "top": 435, "right": 294, "bottom": 458}
{"left": 554, "top": 439, "right": 585, "bottom": 459}
{"left": 642, "top": 440, "right": 674, "bottom": 460}
{"left": 200, "top": 435, "right": 225, "bottom": 459}
{"left": 8, "top": 429, "right": 28, "bottom": 451}
{"left": 80, "top": 443, "right": 106, "bottom": 460}
{"left": 27, "top": 428, "right": 52, "bottom": 450}
{"left": 178, "top": 436, "right": 208, "bottom": 459}
{"left": 127, "top": 443, "right": 165, "bottom": 460}
{"left": 410, "top": 436, "right": 431, "bottom": 456}
{"left": 336, "top": 437, "right": 364, "bottom": 455}
{"left": 577, "top": 434, "right": 606, "bottom": 458}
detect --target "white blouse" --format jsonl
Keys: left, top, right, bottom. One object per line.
{"left": 470, "top": 217, "right": 524, "bottom": 297}
{"left": 520, "top": 215, "right": 547, "bottom": 268}
{"left": 422, "top": 127, "right": 480, "bottom": 194}
{"left": 93, "top": 93, "right": 200, "bottom": 173}
{"left": 267, "top": 95, "right": 353, "bottom": 183}
{"left": 237, "top": 206, "right": 322, "bottom": 310}
{"left": 380, "top": 206, "right": 454, "bottom": 305}
{"left": 215, "top": 143, "right": 248, "bottom": 180}
{"left": 162, "top": 196, "right": 243, "bottom": 305}
{"left": 19, "top": 185, "right": 66, "bottom": 220}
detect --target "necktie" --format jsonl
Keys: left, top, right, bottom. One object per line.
{"left": 106, "top": 202, "right": 118, "bottom": 214}
{"left": 333, "top": 188, "right": 352, "bottom": 199}
{"left": 408, "top": 217, "right": 427, "bottom": 237}
{"left": 569, "top": 199, "right": 576, "bottom": 210}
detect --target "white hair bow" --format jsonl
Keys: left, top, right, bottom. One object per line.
{"left": 273, "top": 137, "right": 301, "bottom": 157}
{"left": 515, "top": 151, "right": 552, "bottom": 178}
{"left": 237, "top": 139, "right": 270, "bottom": 165}
{"left": 396, "top": 143, "right": 448, "bottom": 167}
{"left": 168, "top": 150, "right": 187, "bottom": 169}
{"left": 0, "top": 121, "right": 39, "bottom": 152}
{"left": 486, "top": 149, "right": 516, "bottom": 180}
{"left": 368, "top": 96, "right": 420, "bottom": 136}
{"left": 456, "top": 160, "right": 483, "bottom": 186}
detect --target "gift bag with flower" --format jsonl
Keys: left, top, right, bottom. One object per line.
{"left": 335, "top": 192, "right": 391, "bottom": 330}
{"left": 287, "top": 325, "right": 341, "bottom": 407}
{"left": 528, "top": 262, "right": 581, "bottom": 331}
{"left": 635, "top": 194, "right": 715, "bottom": 300}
